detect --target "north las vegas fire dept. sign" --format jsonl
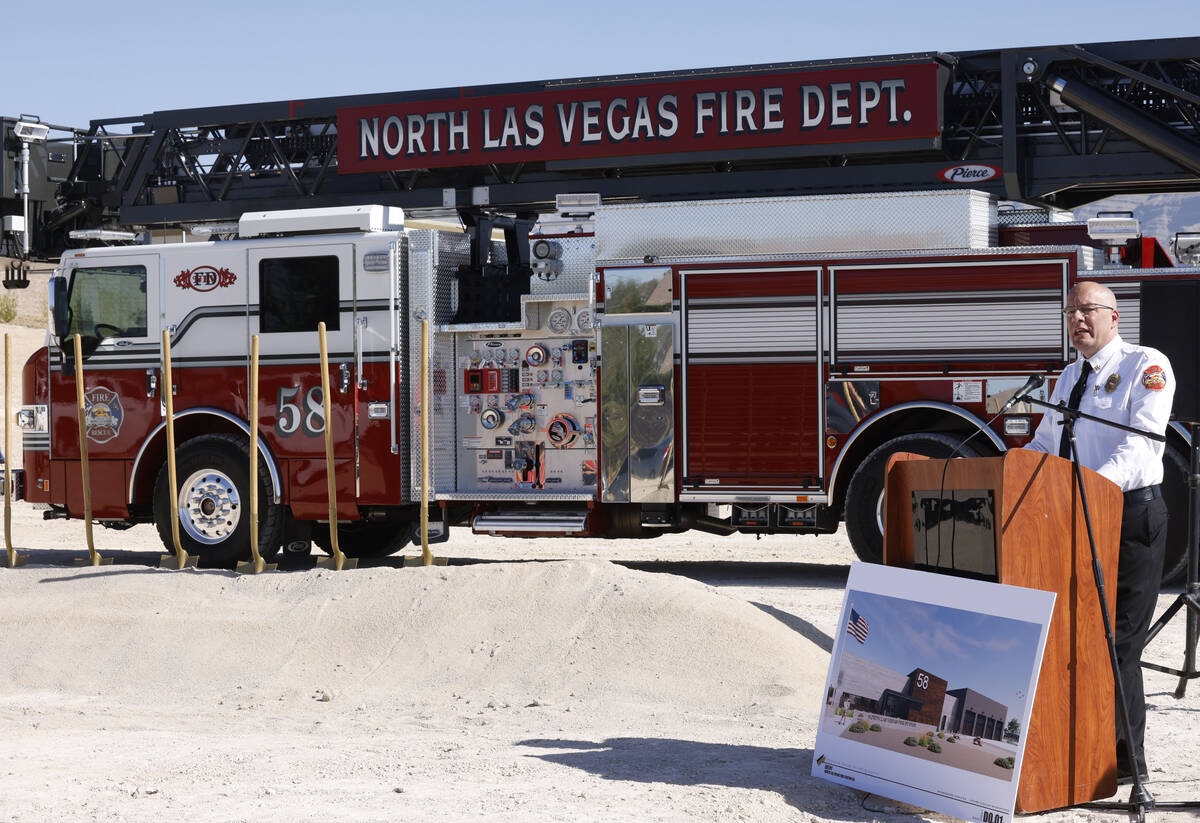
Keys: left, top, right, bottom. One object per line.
{"left": 337, "top": 63, "right": 945, "bottom": 173}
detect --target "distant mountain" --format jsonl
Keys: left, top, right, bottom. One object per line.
{"left": 1072, "top": 193, "right": 1200, "bottom": 259}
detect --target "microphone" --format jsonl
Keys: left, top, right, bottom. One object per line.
{"left": 941, "top": 372, "right": 1046, "bottom": 483}
{"left": 998, "top": 373, "right": 1045, "bottom": 414}
{"left": 944, "top": 374, "right": 1045, "bottom": 465}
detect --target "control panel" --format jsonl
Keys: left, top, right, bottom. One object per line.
{"left": 456, "top": 300, "right": 598, "bottom": 494}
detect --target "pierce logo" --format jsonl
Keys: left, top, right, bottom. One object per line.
{"left": 937, "top": 164, "right": 1000, "bottom": 183}
{"left": 175, "top": 265, "right": 237, "bottom": 292}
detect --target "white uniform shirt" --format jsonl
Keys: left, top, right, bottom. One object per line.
{"left": 1027, "top": 335, "right": 1174, "bottom": 491}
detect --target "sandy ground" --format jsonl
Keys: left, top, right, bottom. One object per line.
{"left": 3, "top": 277, "right": 1199, "bottom": 822}
{"left": 0, "top": 504, "right": 1197, "bottom": 823}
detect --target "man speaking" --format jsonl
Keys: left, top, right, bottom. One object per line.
{"left": 1025, "top": 281, "right": 1174, "bottom": 784}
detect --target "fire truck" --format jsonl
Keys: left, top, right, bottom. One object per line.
{"left": 4, "top": 37, "right": 1200, "bottom": 579}
{"left": 7, "top": 188, "right": 1196, "bottom": 582}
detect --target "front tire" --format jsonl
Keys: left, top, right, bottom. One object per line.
{"left": 844, "top": 432, "right": 984, "bottom": 565}
{"left": 153, "top": 433, "right": 284, "bottom": 567}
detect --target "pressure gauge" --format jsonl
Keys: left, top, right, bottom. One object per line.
{"left": 574, "top": 308, "right": 593, "bottom": 331}
{"left": 525, "top": 344, "right": 549, "bottom": 367}
{"left": 547, "top": 307, "right": 572, "bottom": 334}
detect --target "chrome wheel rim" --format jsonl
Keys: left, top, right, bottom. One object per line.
{"left": 177, "top": 468, "right": 241, "bottom": 545}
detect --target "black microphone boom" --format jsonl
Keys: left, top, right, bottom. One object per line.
{"left": 945, "top": 373, "right": 1046, "bottom": 464}
{"left": 999, "top": 373, "right": 1045, "bottom": 414}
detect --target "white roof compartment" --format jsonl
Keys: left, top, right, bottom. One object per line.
{"left": 238, "top": 205, "right": 404, "bottom": 237}
{"left": 594, "top": 190, "right": 996, "bottom": 263}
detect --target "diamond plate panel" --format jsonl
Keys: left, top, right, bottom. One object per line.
{"left": 595, "top": 190, "right": 996, "bottom": 263}
{"left": 406, "top": 230, "right": 433, "bottom": 501}
{"left": 529, "top": 234, "right": 597, "bottom": 297}
{"left": 997, "top": 208, "right": 1076, "bottom": 226}
{"left": 430, "top": 232, "right": 471, "bottom": 498}
{"left": 598, "top": 243, "right": 1095, "bottom": 269}
{"left": 407, "top": 230, "right": 473, "bottom": 500}
{"left": 390, "top": 237, "right": 410, "bottom": 497}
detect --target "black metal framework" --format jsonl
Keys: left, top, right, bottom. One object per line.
{"left": 27, "top": 37, "right": 1200, "bottom": 257}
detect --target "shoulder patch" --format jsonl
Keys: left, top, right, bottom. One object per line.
{"left": 1141, "top": 365, "right": 1167, "bottom": 391}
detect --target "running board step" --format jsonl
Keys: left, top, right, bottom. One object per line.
{"left": 472, "top": 510, "right": 590, "bottom": 534}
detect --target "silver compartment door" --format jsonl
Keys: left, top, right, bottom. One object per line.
{"left": 628, "top": 323, "right": 675, "bottom": 503}
{"left": 599, "top": 325, "right": 630, "bottom": 503}
{"left": 601, "top": 322, "right": 675, "bottom": 503}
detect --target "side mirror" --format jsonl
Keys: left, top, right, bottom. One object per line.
{"left": 49, "top": 276, "right": 68, "bottom": 339}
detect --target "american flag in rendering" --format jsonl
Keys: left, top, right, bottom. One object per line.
{"left": 846, "top": 608, "right": 869, "bottom": 644}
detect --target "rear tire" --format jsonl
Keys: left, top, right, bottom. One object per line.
{"left": 844, "top": 432, "right": 985, "bottom": 565}
{"left": 153, "top": 433, "right": 284, "bottom": 568}
{"left": 312, "top": 519, "right": 412, "bottom": 559}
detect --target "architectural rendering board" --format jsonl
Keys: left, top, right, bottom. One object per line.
{"left": 814, "top": 562, "right": 1054, "bottom": 823}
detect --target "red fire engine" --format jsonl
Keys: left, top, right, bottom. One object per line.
{"left": 7, "top": 190, "right": 1195, "bottom": 583}
{"left": 5, "top": 38, "right": 1200, "bottom": 580}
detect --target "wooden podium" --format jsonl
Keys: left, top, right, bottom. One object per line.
{"left": 883, "top": 448, "right": 1120, "bottom": 813}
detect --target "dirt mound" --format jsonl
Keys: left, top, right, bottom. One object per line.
{"left": 0, "top": 560, "right": 826, "bottom": 712}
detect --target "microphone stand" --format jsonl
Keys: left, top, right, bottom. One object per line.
{"left": 1021, "top": 394, "right": 1160, "bottom": 820}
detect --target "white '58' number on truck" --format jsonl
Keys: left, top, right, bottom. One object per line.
{"left": 275, "top": 386, "right": 325, "bottom": 437}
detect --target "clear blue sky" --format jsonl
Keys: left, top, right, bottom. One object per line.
{"left": 5, "top": 0, "right": 1195, "bottom": 129}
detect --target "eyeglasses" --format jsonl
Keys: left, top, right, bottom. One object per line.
{"left": 1062, "top": 304, "right": 1115, "bottom": 318}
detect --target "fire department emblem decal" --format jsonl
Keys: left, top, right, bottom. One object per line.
{"left": 175, "top": 265, "right": 237, "bottom": 292}
{"left": 1141, "top": 365, "right": 1167, "bottom": 391}
{"left": 84, "top": 386, "right": 124, "bottom": 443}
